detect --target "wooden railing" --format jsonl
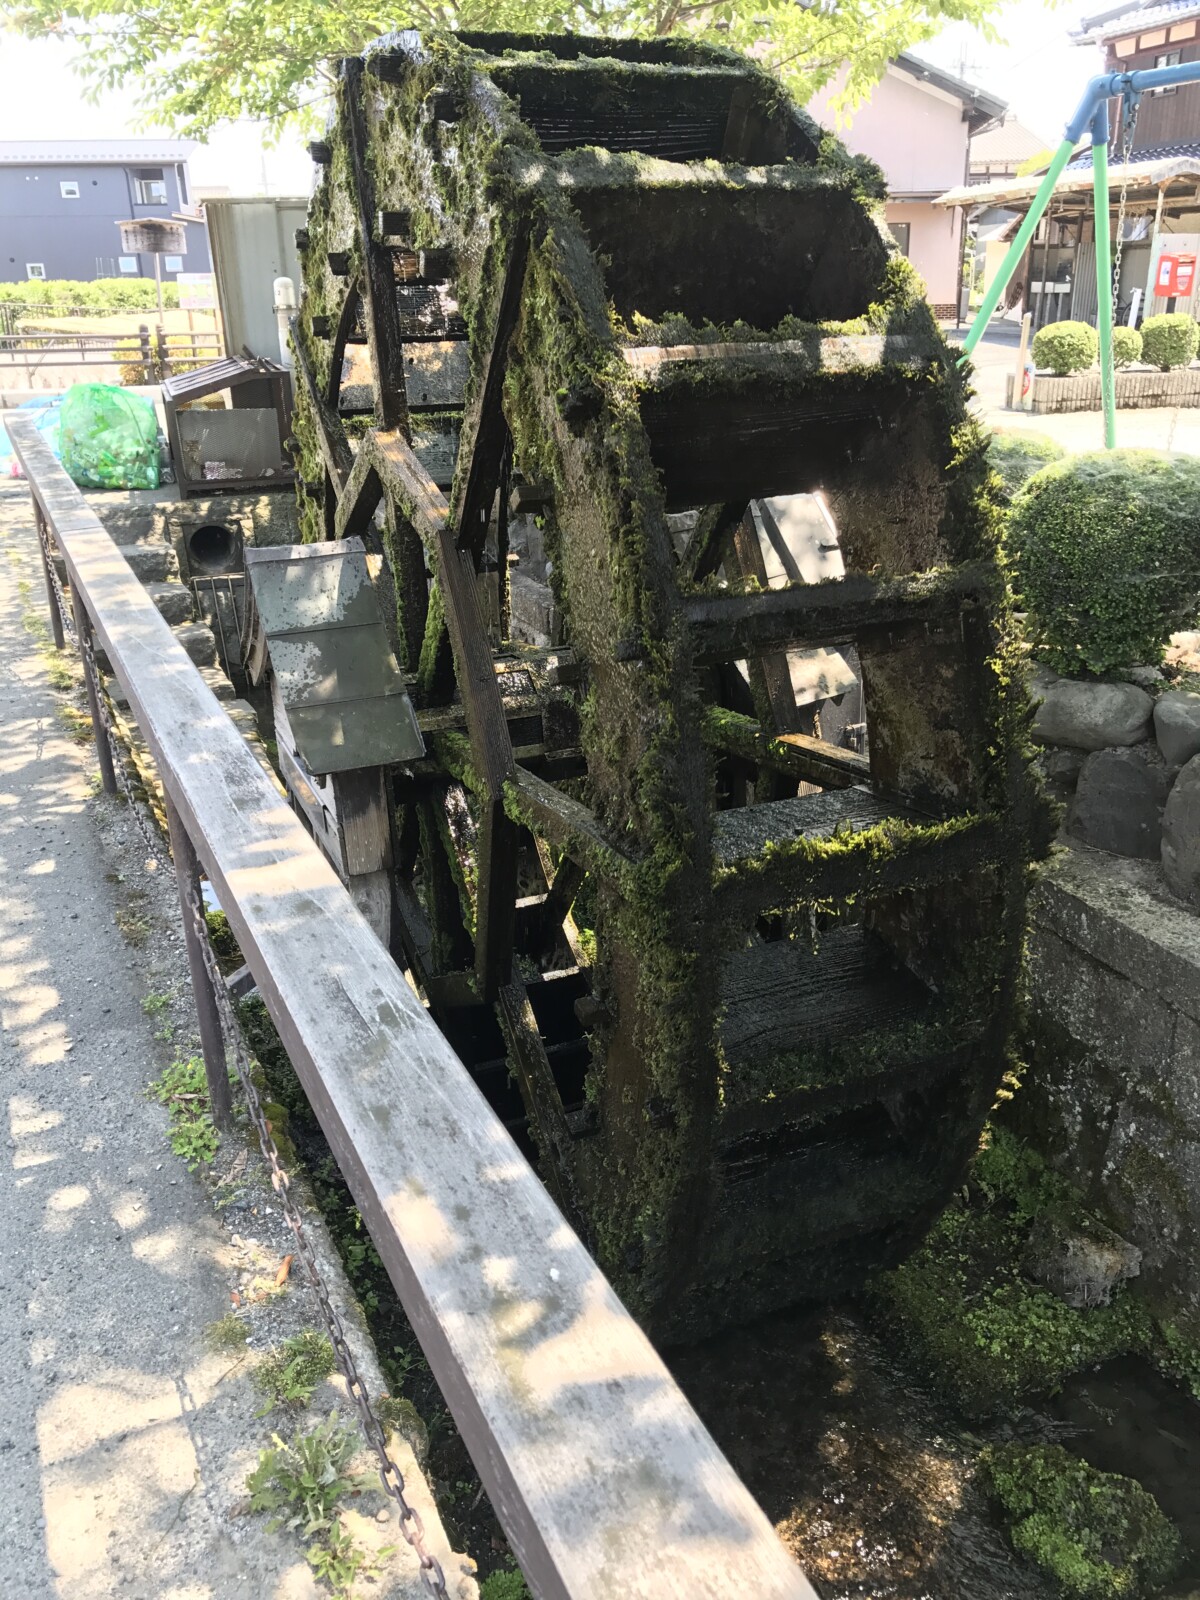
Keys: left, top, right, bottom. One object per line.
{"left": 0, "top": 324, "right": 222, "bottom": 382}
{"left": 8, "top": 410, "right": 817, "bottom": 1600}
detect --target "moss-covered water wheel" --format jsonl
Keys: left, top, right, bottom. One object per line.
{"left": 290, "top": 30, "right": 1053, "bottom": 1342}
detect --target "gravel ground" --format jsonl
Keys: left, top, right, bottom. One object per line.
{"left": 0, "top": 486, "right": 474, "bottom": 1600}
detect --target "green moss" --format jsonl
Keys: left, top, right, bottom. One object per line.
{"left": 253, "top": 1330, "right": 336, "bottom": 1411}
{"left": 479, "top": 1572, "right": 530, "bottom": 1600}
{"left": 982, "top": 1443, "right": 1182, "bottom": 1598}
{"left": 205, "top": 908, "right": 243, "bottom": 974}
{"left": 868, "top": 1127, "right": 1153, "bottom": 1415}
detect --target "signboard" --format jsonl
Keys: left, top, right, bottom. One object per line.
{"left": 177, "top": 272, "right": 217, "bottom": 310}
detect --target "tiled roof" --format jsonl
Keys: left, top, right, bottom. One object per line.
{"left": 971, "top": 117, "right": 1055, "bottom": 166}
{"left": 1074, "top": 0, "right": 1200, "bottom": 42}
{"left": 1066, "top": 138, "right": 1200, "bottom": 169}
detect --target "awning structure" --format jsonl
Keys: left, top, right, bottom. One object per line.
{"left": 935, "top": 152, "right": 1200, "bottom": 209}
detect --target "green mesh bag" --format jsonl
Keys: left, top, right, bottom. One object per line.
{"left": 59, "top": 383, "right": 160, "bottom": 491}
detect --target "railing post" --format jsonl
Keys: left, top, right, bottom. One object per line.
{"left": 138, "top": 322, "right": 153, "bottom": 383}
{"left": 34, "top": 503, "right": 65, "bottom": 650}
{"left": 164, "top": 796, "right": 235, "bottom": 1132}
{"left": 155, "top": 324, "right": 169, "bottom": 379}
{"left": 71, "top": 595, "right": 118, "bottom": 795}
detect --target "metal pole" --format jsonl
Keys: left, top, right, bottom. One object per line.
{"left": 1093, "top": 101, "right": 1117, "bottom": 450}
{"left": 34, "top": 504, "right": 65, "bottom": 650}
{"left": 164, "top": 795, "right": 235, "bottom": 1132}
{"left": 959, "top": 137, "right": 1079, "bottom": 360}
{"left": 72, "top": 596, "right": 117, "bottom": 795}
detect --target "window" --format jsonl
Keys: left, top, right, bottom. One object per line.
{"left": 890, "top": 221, "right": 911, "bottom": 256}
{"left": 25, "top": 263, "right": 46, "bottom": 280}
{"left": 59, "top": 180, "right": 79, "bottom": 199}
{"left": 134, "top": 167, "right": 167, "bottom": 205}
{"left": 118, "top": 256, "right": 138, "bottom": 274}
{"left": 1150, "top": 50, "right": 1181, "bottom": 94}
{"left": 163, "top": 254, "right": 184, "bottom": 273}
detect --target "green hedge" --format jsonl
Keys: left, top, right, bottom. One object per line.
{"left": 1010, "top": 450, "right": 1200, "bottom": 675}
{"left": 0, "top": 277, "right": 181, "bottom": 314}
{"left": 1140, "top": 311, "right": 1198, "bottom": 371}
{"left": 988, "top": 431, "right": 1066, "bottom": 505}
{"left": 1111, "top": 324, "right": 1143, "bottom": 368}
{"left": 1032, "top": 320, "right": 1098, "bottom": 375}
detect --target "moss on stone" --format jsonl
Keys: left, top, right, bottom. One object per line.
{"left": 981, "top": 1443, "right": 1182, "bottom": 1598}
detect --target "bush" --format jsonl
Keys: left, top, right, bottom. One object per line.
{"left": 1010, "top": 450, "right": 1200, "bottom": 675}
{"left": 1140, "top": 311, "right": 1198, "bottom": 370}
{"left": 982, "top": 1444, "right": 1181, "bottom": 1598}
{"left": 1111, "top": 324, "right": 1143, "bottom": 368}
{"left": 988, "top": 431, "right": 1066, "bottom": 505}
{"left": 1032, "top": 319, "right": 1098, "bottom": 375}
{"left": 0, "top": 277, "right": 180, "bottom": 316}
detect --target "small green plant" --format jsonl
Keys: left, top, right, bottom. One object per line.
{"left": 1010, "top": 450, "right": 1200, "bottom": 675}
{"left": 205, "top": 1312, "right": 249, "bottom": 1352}
{"left": 1140, "top": 310, "right": 1199, "bottom": 371}
{"left": 148, "top": 1055, "right": 220, "bottom": 1168}
{"left": 1032, "top": 319, "right": 1098, "bottom": 375}
{"left": 982, "top": 1443, "right": 1181, "bottom": 1598}
{"left": 55, "top": 703, "right": 93, "bottom": 745}
{"left": 1111, "top": 324, "right": 1143, "bottom": 368}
{"left": 247, "top": 1415, "right": 375, "bottom": 1597}
{"left": 115, "top": 906, "right": 150, "bottom": 947}
{"left": 988, "top": 431, "right": 1065, "bottom": 505}
{"left": 480, "top": 1568, "right": 531, "bottom": 1600}
{"left": 307, "top": 1521, "right": 392, "bottom": 1598}
{"left": 141, "top": 991, "right": 171, "bottom": 1016}
{"left": 253, "top": 1330, "right": 336, "bottom": 1412}
{"left": 206, "top": 908, "right": 243, "bottom": 973}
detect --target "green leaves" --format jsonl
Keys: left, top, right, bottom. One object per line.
{"left": 1009, "top": 449, "right": 1200, "bottom": 677}
{"left": 10, "top": 0, "right": 1011, "bottom": 136}
{"left": 246, "top": 1413, "right": 369, "bottom": 1536}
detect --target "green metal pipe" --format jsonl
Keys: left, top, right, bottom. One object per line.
{"left": 958, "top": 136, "right": 1078, "bottom": 363}
{"left": 1093, "top": 138, "right": 1117, "bottom": 448}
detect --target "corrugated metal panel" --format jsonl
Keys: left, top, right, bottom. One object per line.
{"left": 205, "top": 197, "right": 309, "bottom": 361}
{"left": 1073, "top": 241, "right": 1098, "bottom": 322}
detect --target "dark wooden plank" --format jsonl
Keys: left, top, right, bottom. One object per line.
{"left": 453, "top": 218, "right": 530, "bottom": 560}
{"left": 495, "top": 978, "right": 577, "bottom": 1213}
{"left": 343, "top": 58, "right": 409, "bottom": 435}
{"left": 10, "top": 412, "right": 817, "bottom": 1600}
{"left": 731, "top": 506, "right": 808, "bottom": 739}
{"left": 508, "top": 766, "right": 636, "bottom": 882}
{"left": 700, "top": 706, "right": 870, "bottom": 790}
{"left": 367, "top": 429, "right": 518, "bottom": 999}
{"left": 681, "top": 563, "right": 995, "bottom": 661}
{"left": 333, "top": 445, "right": 384, "bottom": 541}
{"left": 291, "top": 316, "right": 354, "bottom": 494}
{"left": 677, "top": 499, "right": 744, "bottom": 587}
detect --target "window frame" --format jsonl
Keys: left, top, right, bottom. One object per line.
{"left": 134, "top": 167, "right": 168, "bottom": 205}
{"left": 118, "top": 255, "right": 139, "bottom": 275}
{"left": 1149, "top": 50, "right": 1181, "bottom": 94}
{"left": 889, "top": 221, "right": 912, "bottom": 257}
{"left": 59, "top": 180, "right": 80, "bottom": 200}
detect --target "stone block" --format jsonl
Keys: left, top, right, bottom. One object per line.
{"left": 1022, "top": 1214, "right": 1141, "bottom": 1308}
{"left": 1163, "top": 754, "right": 1200, "bottom": 906}
{"left": 1026, "top": 923, "right": 1175, "bottom": 1080}
{"left": 1100, "top": 1101, "right": 1200, "bottom": 1295}
{"left": 1155, "top": 690, "right": 1200, "bottom": 769}
{"left": 1067, "top": 746, "right": 1170, "bottom": 858}
{"left": 1033, "top": 679, "right": 1154, "bottom": 750}
{"left": 1038, "top": 744, "right": 1086, "bottom": 801}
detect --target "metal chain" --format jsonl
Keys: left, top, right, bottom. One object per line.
{"left": 78, "top": 624, "right": 173, "bottom": 873}
{"left": 181, "top": 878, "right": 450, "bottom": 1600}
{"left": 35, "top": 513, "right": 77, "bottom": 644}
{"left": 1111, "top": 93, "right": 1140, "bottom": 319}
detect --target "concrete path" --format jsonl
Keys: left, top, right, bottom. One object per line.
{"left": 0, "top": 490, "right": 471, "bottom": 1599}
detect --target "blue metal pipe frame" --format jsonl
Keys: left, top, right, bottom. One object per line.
{"left": 957, "top": 60, "right": 1200, "bottom": 446}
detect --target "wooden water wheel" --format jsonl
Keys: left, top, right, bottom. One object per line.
{"left": 287, "top": 30, "right": 1053, "bottom": 1341}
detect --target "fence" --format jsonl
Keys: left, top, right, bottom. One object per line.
{"left": 0, "top": 323, "right": 222, "bottom": 387}
{"left": 7, "top": 409, "right": 817, "bottom": 1600}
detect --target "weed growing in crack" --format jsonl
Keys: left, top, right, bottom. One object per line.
{"left": 253, "top": 1330, "right": 336, "bottom": 1413}
{"left": 148, "top": 1055, "right": 221, "bottom": 1169}
{"left": 246, "top": 1414, "right": 384, "bottom": 1598}
{"left": 205, "top": 1312, "right": 249, "bottom": 1352}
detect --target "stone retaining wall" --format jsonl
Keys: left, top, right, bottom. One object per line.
{"left": 1023, "top": 847, "right": 1200, "bottom": 1317}
{"left": 1005, "top": 365, "right": 1200, "bottom": 412}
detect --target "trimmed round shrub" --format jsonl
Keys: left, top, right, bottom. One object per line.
{"left": 982, "top": 1444, "right": 1181, "bottom": 1599}
{"left": 988, "top": 431, "right": 1066, "bottom": 505}
{"left": 1010, "top": 450, "right": 1200, "bottom": 675}
{"left": 1140, "top": 311, "right": 1198, "bottom": 371}
{"left": 1111, "top": 324, "right": 1142, "bottom": 368}
{"left": 1032, "top": 320, "right": 1098, "bottom": 375}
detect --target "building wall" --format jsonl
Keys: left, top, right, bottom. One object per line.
{"left": 807, "top": 65, "right": 973, "bottom": 314}
{"left": 0, "top": 160, "right": 210, "bottom": 283}
{"left": 1107, "top": 24, "right": 1200, "bottom": 150}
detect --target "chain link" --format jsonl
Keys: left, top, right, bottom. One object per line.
{"left": 1111, "top": 94, "right": 1139, "bottom": 320}
{"left": 36, "top": 512, "right": 77, "bottom": 645}
{"left": 181, "top": 878, "right": 450, "bottom": 1599}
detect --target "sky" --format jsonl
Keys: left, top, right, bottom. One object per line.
{"left": 0, "top": 1, "right": 1105, "bottom": 195}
